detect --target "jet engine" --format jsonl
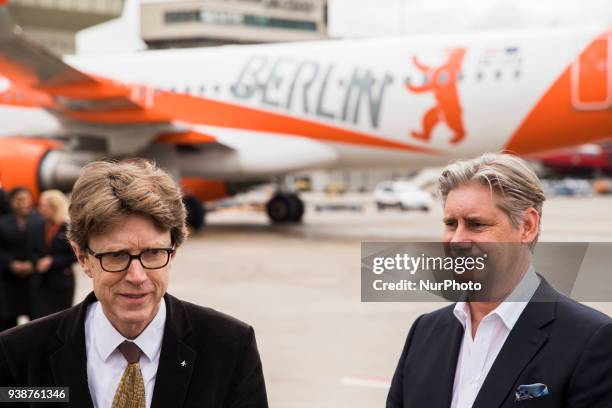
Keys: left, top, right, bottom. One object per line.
{"left": 0, "top": 137, "right": 96, "bottom": 199}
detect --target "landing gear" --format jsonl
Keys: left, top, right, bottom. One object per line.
{"left": 266, "top": 193, "right": 305, "bottom": 224}
{"left": 183, "top": 195, "right": 205, "bottom": 231}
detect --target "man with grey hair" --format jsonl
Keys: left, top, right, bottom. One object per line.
{"left": 387, "top": 153, "right": 612, "bottom": 407}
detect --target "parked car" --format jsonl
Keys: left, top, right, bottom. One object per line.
{"left": 542, "top": 178, "right": 593, "bottom": 197}
{"left": 373, "top": 181, "right": 433, "bottom": 211}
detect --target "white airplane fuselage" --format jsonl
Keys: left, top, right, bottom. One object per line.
{"left": 1, "top": 26, "right": 611, "bottom": 179}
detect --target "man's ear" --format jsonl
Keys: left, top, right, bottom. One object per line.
{"left": 168, "top": 247, "right": 177, "bottom": 268}
{"left": 521, "top": 208, "right": 540, "bottom": 244}
{"left": 70, "top": 241, "right": 92, "bottom": 278}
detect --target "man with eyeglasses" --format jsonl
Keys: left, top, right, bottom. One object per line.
{"left": 0, "top": 160, "right": 268, "bottom": 408}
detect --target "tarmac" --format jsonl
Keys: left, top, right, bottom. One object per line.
{"left": 73, "top": 194, "right": 612, "bottom": 408}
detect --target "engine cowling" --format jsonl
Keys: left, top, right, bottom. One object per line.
{"left": 0, "top": 137, "right": 95, "bottom": 200}
{"left": 181, "top": 178, "right": 263, "bottom": 202}
{"left": 0, "top": 137, "right": 58, "bottom": 200}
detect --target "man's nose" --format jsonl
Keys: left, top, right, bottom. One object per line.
{"left": 124, "top": 258, "right": 147, "bottom": 286}
{"left": 448, "top": 224, "right": 473, "bottom": 244}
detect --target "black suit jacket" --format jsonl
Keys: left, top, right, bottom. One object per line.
{"left": 0, "top": 292, "right": 268, "bottom": 408}
{"left": 0, "top": 213, "right": 44, "bottom": 318}
{"left": 387, "top": 279, "right": 612, "bottom": 407}
{"left": 0, "top": 189, "right": 9, "bottom": 217}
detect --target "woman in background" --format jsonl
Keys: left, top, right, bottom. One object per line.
{"left": 0, "top": 187, "right": 41, "bottom": 331}
{"left": 30, "top": 190, "right": 76, "bottom": 319}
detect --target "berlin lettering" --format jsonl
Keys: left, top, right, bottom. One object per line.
{"left": 231, "top": 55, "right": 394, "bottom": 129}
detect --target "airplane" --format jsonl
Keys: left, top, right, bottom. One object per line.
{"left": 1, "top": 0, "right": 611, "bottom": 229}
{"left": 538, "top": 142, "right": 612, "bottom": 177}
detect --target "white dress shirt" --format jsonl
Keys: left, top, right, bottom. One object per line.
{"left": 450, "top": 266, "right": 540, "bottom": 408}
{"left": 84, "top": 300, "right": 166, "bottom": 408}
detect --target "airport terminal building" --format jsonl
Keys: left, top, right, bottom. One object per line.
{"left": 8, "top": 0, "right": 327, "bottom": 52}
{"left": 140, "top": 0, "right": 328, "bottom": 48}
{"left": 8, "top": 0, "right": 124, "bottom": 54}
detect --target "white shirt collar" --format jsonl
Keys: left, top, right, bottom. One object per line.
{"left": 92, "top": 299, "right": 167, "bottom": 363}
{"left": 453, "top": 265, "right": 541, "bottom": 330}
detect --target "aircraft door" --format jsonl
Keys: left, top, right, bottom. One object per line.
{"left": 571, "top": 34, "right": 612, "bottom": 111}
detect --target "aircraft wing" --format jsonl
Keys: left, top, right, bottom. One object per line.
{"left": 0, "top": 16, "right": 140, "bottom": 106}
{"left": 0, "top": 9, "right": 179, "bottom": 154}
{"left": 0, "top": 18, "right": 95, "bottom": 89}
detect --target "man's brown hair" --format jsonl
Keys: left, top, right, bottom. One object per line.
{"left": 68, "top": 159, "right": 188, "bottom": 249}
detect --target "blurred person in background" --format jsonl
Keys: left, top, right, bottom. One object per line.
{"left": 0, "top": 160, "right": 268, "bottom": 408}
{"left": 0, "top": 181, "right": 6, "bottom": 329}
{"left": 0, "top": 180, "right": 9, "bottom": 216}
{"left": 30, "top": 189, "right": 76, "bottom": 320}
{"left": 0, "top": 187, "right": 42, "bottom": 331}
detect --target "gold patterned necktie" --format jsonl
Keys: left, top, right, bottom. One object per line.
{"left": 112, "top": 341, "right": 146, "bottom": 408}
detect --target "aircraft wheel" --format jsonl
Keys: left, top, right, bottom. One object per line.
{"left": 286, "top": 193, "right": 305, "bottom": 222}
{"left": 266, "top": 193, "right": 304, "bottom": 223}
{"left": 183, "top": 195, "right": 205, "bottom": 231}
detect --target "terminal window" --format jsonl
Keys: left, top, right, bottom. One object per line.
{"left": 164, "top": 9, "right": 201, "bottom": 24}
{"left": 164, "top": 9, "right": 317, "bottom": 32}
{"left": 244, "top": 15, "right": 317, "bottom": 31}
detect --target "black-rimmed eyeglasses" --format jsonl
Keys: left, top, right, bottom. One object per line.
{"left": 86, "top": 247, "right": 175, "bottom": 272}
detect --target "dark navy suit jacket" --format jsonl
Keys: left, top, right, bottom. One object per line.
{"left": 387, "top": 279, "right": 612, "bottom": 407}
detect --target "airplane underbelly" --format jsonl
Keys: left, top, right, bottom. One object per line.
{"left": 0, "top": 106, "right": 59, "bottom": 136}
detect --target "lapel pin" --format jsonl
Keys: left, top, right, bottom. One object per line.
{"left": 181, "top": 360, "right": 187, "bottom": 367}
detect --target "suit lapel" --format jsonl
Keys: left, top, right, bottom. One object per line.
{"left": 412, "top": 308, "right": 464, "bottom": 407}
{"left": 151, "top": 294, "right": 197, "bottom": 408}
{"left": 435, "top": 317, "right": 464, "bottom": 407}
{"left": 48, "top": 293, "right": 97, "bottom": 408}
{"left": 472, "top": 280, "right": 558, "bottom": 408}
